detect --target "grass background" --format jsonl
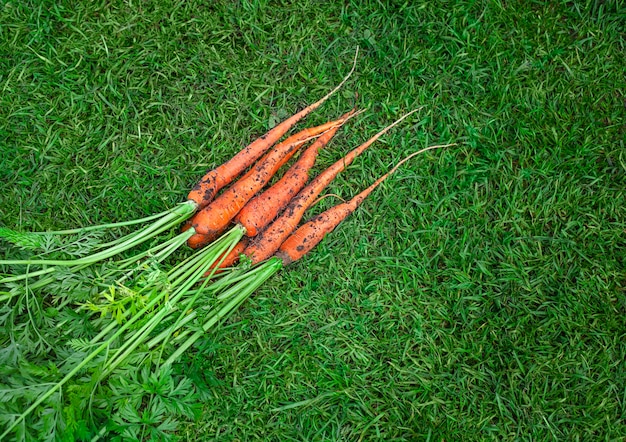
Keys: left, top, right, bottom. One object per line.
{"left": 1, "top": 0, "right": 625, "bottom": 440}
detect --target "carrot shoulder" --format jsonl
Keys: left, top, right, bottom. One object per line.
{"left": 186, "top": 49, "right": 359, "bottom": 209}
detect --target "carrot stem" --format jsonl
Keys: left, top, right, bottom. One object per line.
{"left": 99, "top": 225, "right": 245, "bottom": 376}
{"left": 162, "top": 257, "right": 282, "bottom": 366}
{"left": 0, "top": 201, "right": 196, "bottom": 268}
{"left": 0, "top": 225, "right": 247, "bottom": 439}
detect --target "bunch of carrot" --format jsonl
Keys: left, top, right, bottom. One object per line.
{"left": 0, "top": 48, "right": 455, "bottom": 438}
{"left": 0, "top": 46, "right": 449, "bottom": 288}
{"left": 0, "top": 50, "right": 361, "bottom": 286}
{"left": 187, "top": 107, "right": 449, "bottom": 269}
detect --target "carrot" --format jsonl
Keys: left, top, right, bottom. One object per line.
{"left": 186, "top": 116, "right": 351, "bottom": 249}
{"left": 185, "top": 127, "right": 344, "bottom": 249}
{"left": 186, "top": 231, "right": 215, "bottom": 249}
{"left": 275, "top": 144, "right": 453, "bottom": 265}
{"left": 180, "top": 219, "right": 193, "bottom": 233}
{"left": 186, "top": 48, "right": 359, "bottom": 209}
{"left": 185, "top": 114, "right": 350, "bottom": 251}
{"left": 240, "top": 109, "right": 423, "bottom": 263}
{"left": 186, "top": 110, "right": 358, "bottom": 248}
{"left": 190, "top": 110, "right": 357, "bottom": 238}
{"left": 234, "top": 108, "right": 365, "bottom": 237}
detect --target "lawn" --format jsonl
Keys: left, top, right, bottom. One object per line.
{"left": 1, "top": 0, "right": 625, "bottom": 440}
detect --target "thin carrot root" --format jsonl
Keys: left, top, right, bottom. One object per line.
{"left": 275, "top": 143, "right": 455, "bottom": 265}
{"left": 186, "top": 48, "right": 359, "bottom": 209}
{"left": 310, "top": 194, "right": 346, "bottom": 207}
{"left": 240, "top": 109, "right": 424, "bottom": 263}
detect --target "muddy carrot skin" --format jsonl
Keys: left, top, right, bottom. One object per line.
{"left": 190, "top": 111, "right": 357, "bottom": 238}
{"left": 186, "top": 231, "right": 216, "bottom": 249}
{"left": 193, "top": 115, "right": 351, "bottom": 259}
{"left": 186, "top": 49, "right": 358, "bottom": 209}
{"left": 233, "top": 111, "right": 362, "bottom": 237}
{"left": 274, "top": 185, "right": 375, "bottom": 265}
{"left": 240, "top": 109, "right": 423, "bottom": 263}
{"left": 186, "top": 116, "right": 349, "bottom": 249}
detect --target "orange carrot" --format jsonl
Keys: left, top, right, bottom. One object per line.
{"left": 240, "top": 109, "right": 423, "bottom": 263}
{"left": 186, "top": 49, "right": 358, "bottom": 209}
{"left": 182, "top": 144, "right": 291, "bottom": 243}
{"left": 186, "top": 110, "right": 358, "bottom": 249}
{"left": 186, "top": 115, "right": 351, "bottom": 249}
{"left": 190, "top": 110, "right": 357, "bottom": 238}
{"left": 186, "top": 231, "right": 216, "bottom": 250}
{"left": 233, "top": 110, "right": 364, "bottom": 237}
{"left": 180, "top": 219, "right": 193, "bottom": 233}
{"left": 275, "top": 144, "right": 453, "bottom": 265}
{"left": 187, "top": 111, "right": 351, "bottom": 252}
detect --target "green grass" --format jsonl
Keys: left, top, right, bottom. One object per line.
{"left": 1, "top": 0, "right": 625, "bottom": 439}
